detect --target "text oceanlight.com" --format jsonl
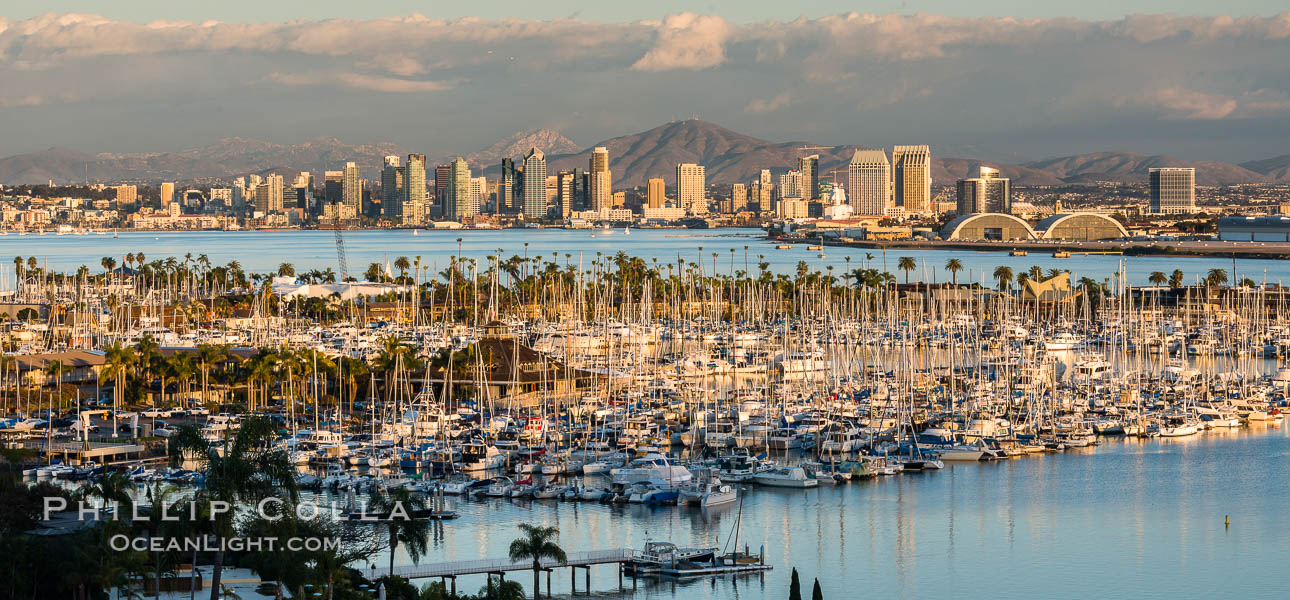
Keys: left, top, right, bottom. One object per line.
{"left": 109, "top": 535, "right": 340, "bottom": 552}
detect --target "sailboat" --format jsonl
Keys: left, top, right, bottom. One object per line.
{"left": 624, "top": 226, "right": 631, "bottom": 235}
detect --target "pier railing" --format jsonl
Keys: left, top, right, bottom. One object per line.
{"left": 385, "top": 548, "right": 638, "bottom": 579}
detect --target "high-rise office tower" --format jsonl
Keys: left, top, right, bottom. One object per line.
{"left": 435, "top": 165, "right": 451, "bottom": 203}
{"left": 522, "top": 148, "right": 547, "bottom": 220}
{"left": 341, "top": 162, "right": 361, "bottom": 210}
{"left": 731, "top": 183, "right": 747, "bottom": 212}
{"left": 848, "top": 150, "right": 891, "bottom": 216}
{"left": 589, "top": 146, "right": 612, "bottom": 211}
{"left": 557, "top": 170, "right": 577, "bottom": 218}
{"left": 892, "top": 145, "right": 931, "bottom": 215}
{"left": 443, "top": 157, "right": 475, "bottom": 219}
{"left": 381, "top": 155, "right": 403, "bottom": 218}
{"left": 1149, "top": 167, "right": 1196, "bottom": 214}
{"left": 797, "top": 155, "right": 819, "bottom": 199}
{"left": 647, "top": 178, "right": 666, "bottom": 209}
{"left": 676, "top": 163, "right": 706, "bottom": 214}
{"left": 956, "top": 166, "right": 1011, "bottom": 214}
{"left": 401, "top": 154, "right": 426, "bottom": 222}
{"left": 160, "top": 182, "right": 175, "bottom": 210}
{"left": 324, "top": 171, "right": 343, "bottom": 204}
{"left": 499, "top": 158, "right": 517, "bottom": 214}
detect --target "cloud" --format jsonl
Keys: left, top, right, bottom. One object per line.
{"left": 744, "top": 92, "right": 792, "bottom": 114}
{"left": 267, "top": 71, "right": 450, "bottom": 93}
{"left": 632, "top": 13, "right": 732, "bottom": 71}
{"left": 2, "top": 12, "right": 1290, "bottom": 159}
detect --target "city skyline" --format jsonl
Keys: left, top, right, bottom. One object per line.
{"left": 2, "top": 10, "right": 1290, "bottom": 162}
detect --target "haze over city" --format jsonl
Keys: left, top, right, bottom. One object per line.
{"left": 2, "top": 3, "right": 1290, "bottom": 162}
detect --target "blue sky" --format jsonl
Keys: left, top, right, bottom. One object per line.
{"left": 9, "top": 1, "right": 1287, "bottom": 23}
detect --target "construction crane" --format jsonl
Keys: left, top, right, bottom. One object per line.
{"left": 334, "top": 228, "right": 349, "bottom": 282}
{"left": 798, "top": 145, "right": 835, "bottom": 153}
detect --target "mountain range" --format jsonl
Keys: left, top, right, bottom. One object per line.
{"left": 1, "top": 120, "right": 1287, "bottom": 187}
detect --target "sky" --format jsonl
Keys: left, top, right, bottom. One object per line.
{"left": 2, "top": 5, "right": 1290, "bottom": 162}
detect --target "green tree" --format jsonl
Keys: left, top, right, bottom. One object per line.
{"left": 1148, "top": 271, "right": 1167, "bottom": 287}
{"left": 371, "top": 488, "right": 430, "bottom": 577}
{"left": 168, "top": 417, "right": 299, "bottom": 600}
{"left": 993, "top": 265, "right": 1014, "bottom": 292}
{"left": 790, "top": 567, "right": 802, "bottom": 600}
{"left": 897, "top": 256, "right": 916, "bottom": 284}
{"left": 813, "top": 578, "right": 823, "bottom": 600}
{"left": 1169, "top": 269, "right": 1185, "bottom": 288}
{"left": 944, "top": 258, "right": 963, "bottom": 286}
{"left": 507, "top": 524, "right": 567, "bottom": 600}
{"left": 1205, "top": 268, "right": 1228, "bottom": 287}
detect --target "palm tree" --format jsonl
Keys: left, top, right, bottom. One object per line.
{"left": 992, "top": 265, "right": 1014, "bottom": 292}
{"left": 897, "top": 256, "right": 916, "bottom": 285}
{"left": 1148, "top": 271, "right": 1167, "bottom": 287}
{"left": 508, "top": 524, "right": 567, "bottom": 600}
{"left": 168, "top": 417, "right": 298, "bottom": 600}
{"left": 1205, "top": 268, "right": 1228, "bottom": 287}
{"left": 371, "top": 488, "right": 430, "bottom": 577}
{"left": 944, "top": 258, "right": 963, "bottom": 286}
{"left": 276, "top": 263, "right": 295, "bottom": 278}
{"left": 1169, "top": 269, "right": 1185, "bottom": 288}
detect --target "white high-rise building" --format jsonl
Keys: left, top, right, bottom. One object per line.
{"left": 892, "top": 145, "right": 931, "bottom": 215}
{"left": 848, "top": 150, "right": 891, "bottom": 216}
{"left": 342, "top": 162, "right": 361, "bottom": 210}
{"left": 160, "top": 182, "right": 175, "bottom": 210}
{"left": 1149, "top": 167, "right": 1196, "bottom": 214}
{"left": 676, "top": 163, "right": 706, "bottom": 214}
{"left": 446, "top": 157, "right": 476, "bottom": 219}
{"left": 522, "top": 148, "right": 547, "bottom": 220}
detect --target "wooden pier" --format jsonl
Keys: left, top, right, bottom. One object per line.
{"left": 377, "top": 548, "right": 639, "bottom": 596}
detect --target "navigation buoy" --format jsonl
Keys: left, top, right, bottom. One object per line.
{"left": 1225, "top": 515, "right": 1230, "bottom": 527}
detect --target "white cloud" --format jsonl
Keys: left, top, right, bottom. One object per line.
{"left": 744, "top": 92, "right": 792, "bottom": 114}
{"left": 267, "top": 71, "right": 450, "bottom": 93}
{"left": 631, "top": 13, "right": 732, "bottom": 71}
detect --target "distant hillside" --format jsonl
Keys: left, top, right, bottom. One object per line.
{"left": 0, "top": 138, "right": 408, "bottom": 185}
{"left": 465, "top": 129, "right": 578, "bottom": 168}
{"left": 1, "top": 121, "right": 1286, "bottom": 187}
{"left": 1240, "top": 155, "right": 1290, "bottom": 181}
{"left": 1023, "top": 152, "right": 1273, "bottom": 186}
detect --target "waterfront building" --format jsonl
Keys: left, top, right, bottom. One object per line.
{"left": 676, "top": 163, "right": 706, "bottom": 214}
{"left": 522, "top": 148, "right": 547, "bottom": 220}
{"left": 647, "top": 178, "right": 666, "bottom": 209}
{"left": 382, "top": 155, "right": 403, "bottom": 219}
{"left": 779, "top": 170, "right": 809, "bottom": 201}
{"left": 589, "top": 146, "right": 612, "bottom": 211}
{"left": 557, "top": 170, "right": 577, "bottom": 218}
{"left": 401, "top": 154, "right": 427, "bottom": 223}
{"left": 342, "top": 162, "right": 361, "bottom": 210}
{"left": 1218, "top": 216, "right": 1290, "bottom": 242}
{"left": 848, "top": 150, "right": 891, "bottom": 216}
{"left": 892, "top": 145, "right": 931, "bottom": 215}
{"left": 1149, "top": 167, "right": 1196, "bottom": 214}
{"left": 956, "top": 166, "right": 1011, "bottom": 214}
{"left": 255, "top": 174, "right": 284, "bottom": 214}
{"left": 209, "top": 188, "right": 232, "bottom": 210}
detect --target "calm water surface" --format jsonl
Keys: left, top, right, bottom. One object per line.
{"left": 3, "top": 228, "right": 1289, "bottom": 288}
{"left": 373, "top": 425, "right": 1288, "bottom": 600}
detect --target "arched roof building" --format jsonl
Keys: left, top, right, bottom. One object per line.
{"left": 1036, "top": 213, "right": 1128, "bottom": 240}
{"left": 941, "top": 213, "right": 1037, "bottom": 240}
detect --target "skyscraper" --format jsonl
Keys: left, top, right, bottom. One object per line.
{"left": 848, "top": 150, "right": 891, "bottom": 216}
{"left": 589, "top": 146, "right": 612, "bottom": 211}
{"left": 892, "top": 145, "right": 931, "bottom": 215}
{"left": 499, "top": 158, "right": 517, "bottom": 214}
{"left": 444, "top": 157, "right": 476, "bottom": 219}
{"left": 342, "top": 162, "right": 361, "bottom": 210}
{"left": 956, "top": 166, "right": 1011, "bottom": 214}
{"left": 797, "top": 155, "right": 819, "bottom": 200}
{"left": 115, "top": 185, "right": 137, "bottom": 207}
{"left": 1149, "top": 167, "right": 1196, "bottom": 214}
{"left": 676, "top": 163, "right": 706, "bottom": 214}
{"left": 382, "top": 155, "right": 403, "bottom": 219}
{"left": 557, "top": 170, "right": 577, "bottom": 218}
{"left": 255, "top": 173, "right": 284, "bottom": 213}
{"left": 522, "top": 148, "right": 547, "bottom": 220}
{"left": 647, "top": 178, "right": 665, "bottom": 209}
{"left": 324, "top": 171, "right": 343, "bottom": 204}
{"left": 160, "top": 182, "right": 175, "bottom": 210}
{"left": 402, "top": 154, "right": 426, "bottom": 222}
{"left": 435, "top": 165, "right": 451, "bottom": 203}
{"left": 779, "top": 170, "right": 808, "bottom": 200}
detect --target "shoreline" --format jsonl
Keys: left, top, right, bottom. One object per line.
{"left": 777, "top": 237, "right": 1290, "bottom": 260}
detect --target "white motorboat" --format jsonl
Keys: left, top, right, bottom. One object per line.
{"left": 753, "top": 466, "right": 818, "bottom": 488}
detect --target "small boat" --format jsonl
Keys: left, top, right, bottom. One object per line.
{"left": 753, "top": 466, "right": 818, "bottom": 488}
{"left": 776, "top": 244, "right": 792, "bottom": 250}
{"left": 1010, "top": 249, "right": 1028, "bottom": 256}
